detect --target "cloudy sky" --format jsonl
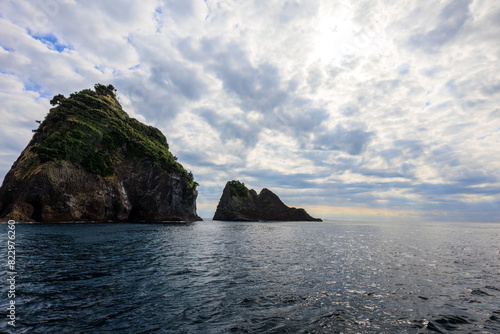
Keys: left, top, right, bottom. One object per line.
{"left": 1, "top": 0, "right": 500, "bottom": 221}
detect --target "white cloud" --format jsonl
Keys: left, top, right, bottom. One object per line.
{"left": 1, "top": 0, "right": 499, "bottom": 221}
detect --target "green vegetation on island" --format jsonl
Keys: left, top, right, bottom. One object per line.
{"left": 228, "top": 180, "right": 250, "bottom": 199}
{"left": 23, "top": 84, "right": 197, "bottom": 189}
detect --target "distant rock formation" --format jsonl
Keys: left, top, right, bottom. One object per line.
{"left": 213, "top": 180, "right": 322, "bottom": 222}
{"left": 0, "top": 84, "right": 201, "bottom": 222}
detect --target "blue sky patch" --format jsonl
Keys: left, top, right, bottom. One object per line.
{"left": 477, "top": 134, "right": 491, "bottom": 140}
{"left": 0, "top": 44, "right": 14, "bottom": 52}
{"left": 24, "top": 79, "right": 42, "bottom": 93}
{"left": 94, "top": 65, "right": 105, "bottom": 73}
{"left": 29, "top": 31, "right": 72, "bottom": 52}
{"left": 24, "top": 79, "right": 51, "bottom": 98}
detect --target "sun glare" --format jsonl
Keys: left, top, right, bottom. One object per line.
{"left": 309, "top": 6, "right": 355, "bottom": 64}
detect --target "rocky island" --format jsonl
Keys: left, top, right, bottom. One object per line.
{"left": 0, "top": 84, "right": 201, "bottom": 222}
{"left": 213, "top": 180, "right": 322, "bottom": 221}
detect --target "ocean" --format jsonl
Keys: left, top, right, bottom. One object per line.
{"left": 1, "top": 220, "right": 499, "bottom": 333}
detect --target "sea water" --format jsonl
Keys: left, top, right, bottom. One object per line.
{"left": 1, "top": 220, "right": 499, "bottom": 333}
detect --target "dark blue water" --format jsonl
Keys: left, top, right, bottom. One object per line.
{"left": 1, "top": 220, "right": 500, "bottom": 333}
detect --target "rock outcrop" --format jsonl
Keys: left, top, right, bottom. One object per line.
{"left": 0, "top": 84, "right": 201, "bottom": 222}
{"left": 213, "top": 180, "right": 322, "bottom": 222}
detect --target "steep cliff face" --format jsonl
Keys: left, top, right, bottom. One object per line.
{"left": 0, "top": 84, "right": 201, "bottom": 222}
{"left": 213, "top": 180, "right": 322, "bottom": 222}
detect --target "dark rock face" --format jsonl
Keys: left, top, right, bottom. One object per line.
{"left": 0, "top": 84, "right": 201, "bottom": 222}
{"left": 0, "top": 162, "right": 200, "bottom": 222}
{"left": 213, "top": 181, "right": 322, "bottom": 222}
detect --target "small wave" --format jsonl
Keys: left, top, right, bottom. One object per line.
{"left": 489, "top": 310, "right": 500, "bottom": 321}
{"left": 485, "top": 310, "right": 500, "bottom": 332}
{"left": 427, "top": 315, "right": 473, "bottom": 332}
{"left": 170, "top": 268, "right": 194, "bottom": 276}
{"left": 471, "top": 288, "right": 492, "bottom": 296}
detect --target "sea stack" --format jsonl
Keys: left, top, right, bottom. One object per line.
{"left": 0, "top": 84, "right": 201, "bottom": 222}
{"left": 213, "top": 180, "right": 322, "bottom": 222}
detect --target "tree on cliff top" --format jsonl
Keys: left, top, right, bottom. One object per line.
{"left": 228, "top": 180, "right": 250, "bottom": 198}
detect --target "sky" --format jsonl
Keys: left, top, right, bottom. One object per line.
{"left": 1, "top": 0, "right": 500, "bottom": 221}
